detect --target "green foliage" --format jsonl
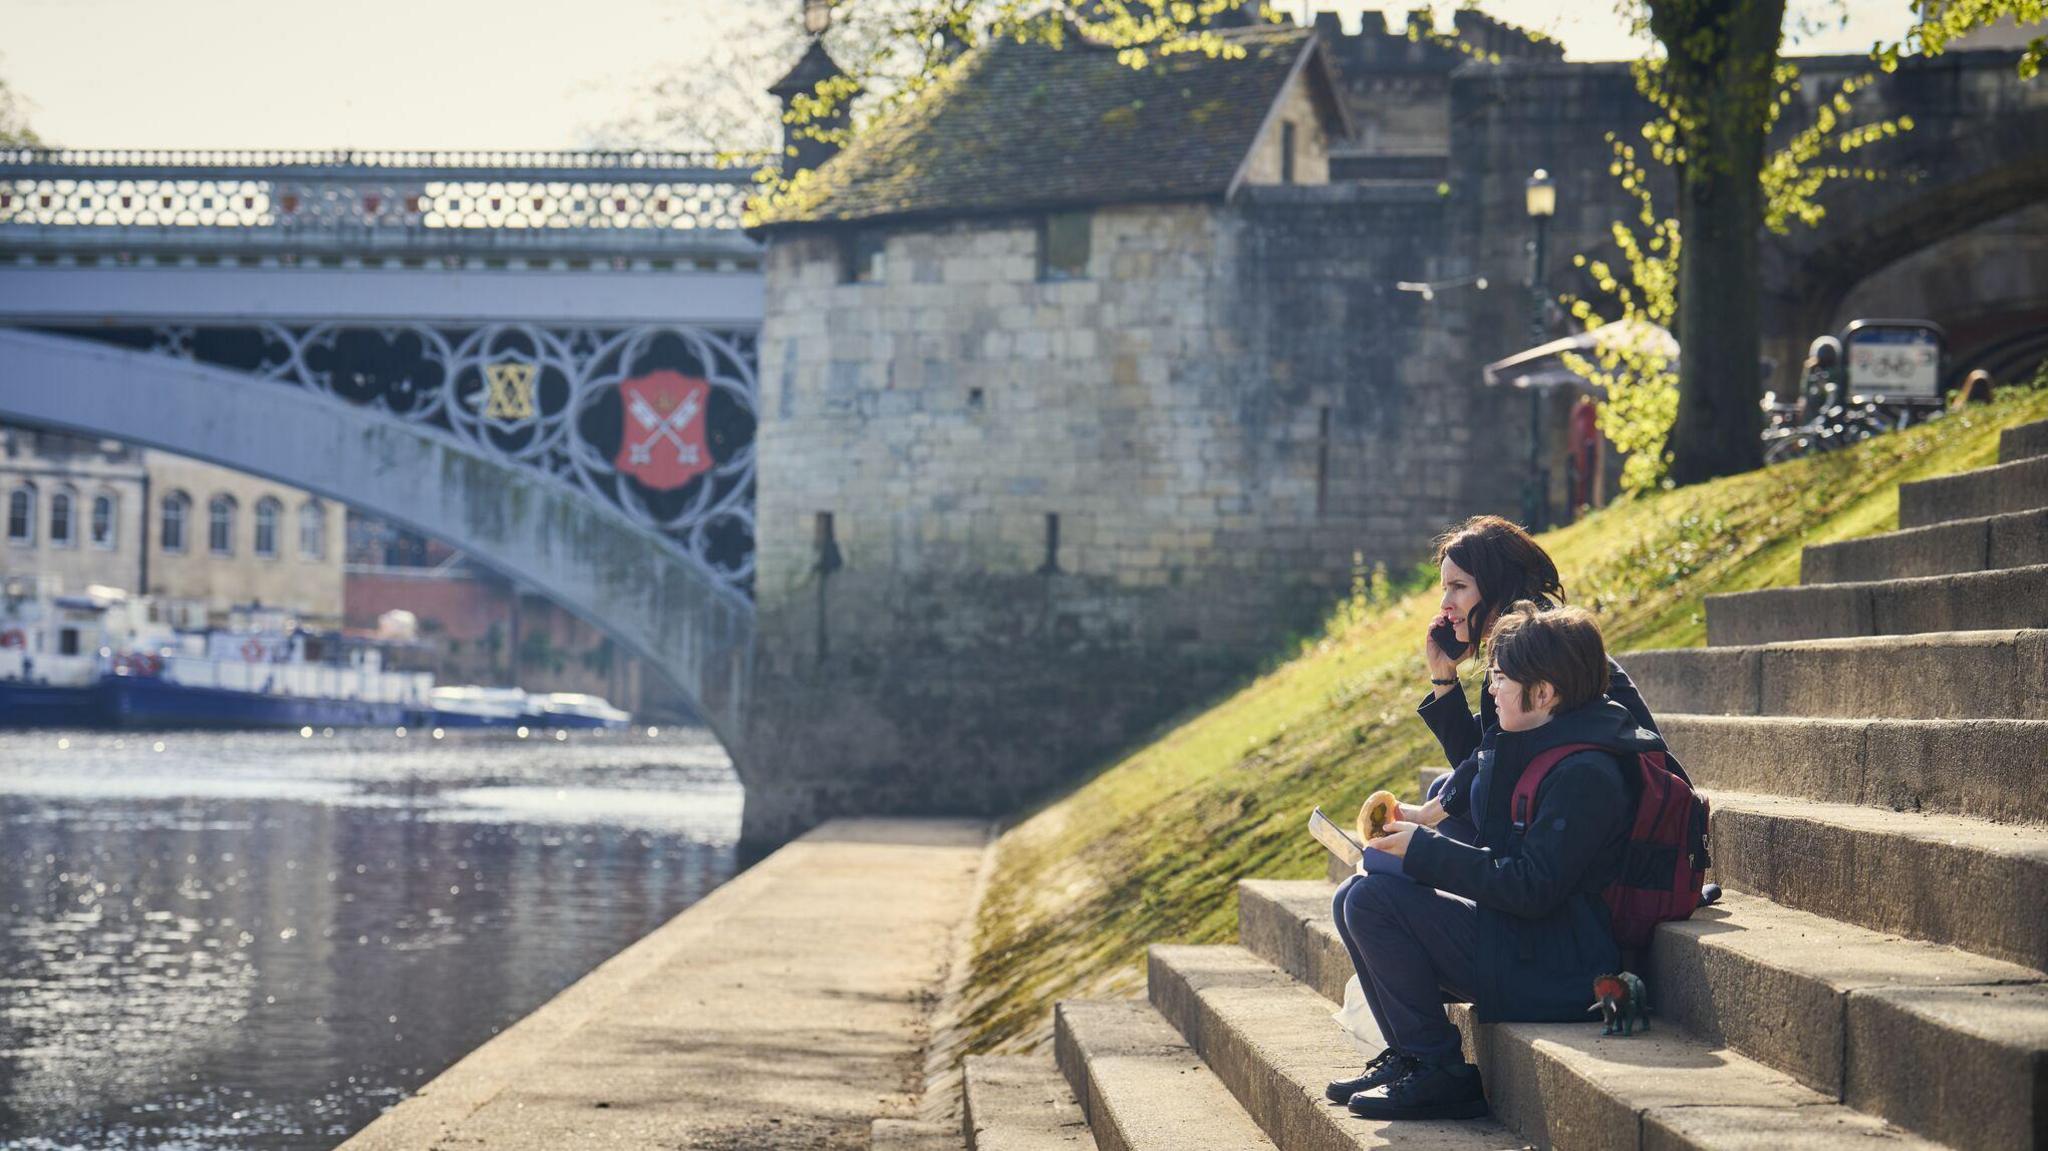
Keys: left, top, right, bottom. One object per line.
{"left": 1880, "top": 0, "right": 2046, "bottom": 79}
{"left": 957, "top": 390, "right": 2048, "bottom": 1055}
{"left": 1561, "top": 56, "right": 1914, "bottom": 493}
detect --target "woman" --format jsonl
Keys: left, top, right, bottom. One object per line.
{"left": 1324, "top": 515, "right": 1662, "bottom": 1116}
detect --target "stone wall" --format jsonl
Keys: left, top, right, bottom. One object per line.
{"left": 744, "top": 188, "right": 1517, "bottom": 847}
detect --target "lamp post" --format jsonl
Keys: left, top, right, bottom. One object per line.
{"left": 1522, "top": 168, "right": 1556, "bottom": 531}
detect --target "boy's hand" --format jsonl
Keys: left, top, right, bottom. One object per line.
{"left": 1376, "top": 821, "right": 1419, "bottom": 858}
{"left": 1396, "top": 798, "right": 1444, "bottom": 828}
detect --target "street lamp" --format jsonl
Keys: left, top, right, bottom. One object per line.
{"left": 1523, "top": 168, "right": 1556, "bottom": 530}
{"left": 804, "top": 0, "right": 833, "bottom": 36}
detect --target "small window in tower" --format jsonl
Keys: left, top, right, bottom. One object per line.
{"left": 1281, "top": 121, "right": 1298, "bottom": 185}
{"left": 1039, "top": 211, "right": 1091, "bottom": 281}
{"left": 1039, "top": 513, "right": 1061, "bottom": 574}
{"left": 841, "top": 230, "right": 886, "bottom": 284}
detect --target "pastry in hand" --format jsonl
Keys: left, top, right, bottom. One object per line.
{"left": 1358, "top": 790, "right": 1401, "bottom": 841}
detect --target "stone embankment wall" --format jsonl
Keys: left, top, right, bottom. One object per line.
{"left": 744, "top": 188, "right": 1519, "bottom": 847}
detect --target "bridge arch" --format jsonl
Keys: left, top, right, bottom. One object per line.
{"left": 0, "top": 328, "right": 753, "bottom": 750}
{"left": 1762, "top": 76, "right": 2048, "bottom": 385}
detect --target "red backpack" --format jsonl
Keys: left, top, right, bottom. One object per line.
{"left": 1509, "top": 742, "right": 1711, "bottom": 950}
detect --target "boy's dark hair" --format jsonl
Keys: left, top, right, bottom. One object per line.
{"left": 1432, "top": 515, "right": 1565, "bottom": 647}
{"left": 1489, "top": 602, "right": 1609, "bottom": 714}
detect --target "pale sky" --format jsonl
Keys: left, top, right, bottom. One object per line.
{"left": 2, "top": 0, "right": 1922, "bottom": 151}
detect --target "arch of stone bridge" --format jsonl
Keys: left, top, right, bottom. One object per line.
{"left": 1762, "top": 94, "right": 2048, "bottom": 386}
{"left": 0, "top": 328, "right": 753, "bottom": 751}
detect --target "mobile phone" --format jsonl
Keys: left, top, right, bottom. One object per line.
{"left": 1430, "top": 621, "right": 1468, "bottom": 660}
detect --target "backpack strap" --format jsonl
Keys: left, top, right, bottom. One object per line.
{"left": 1508, "top": 742, "right": 1606, "bottom": 832}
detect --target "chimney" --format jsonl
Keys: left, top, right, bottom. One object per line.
{"left": 768, "top": 39, "right": 856, "bottom": 176}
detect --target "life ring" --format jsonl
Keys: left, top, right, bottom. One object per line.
{"left": 240, "top": 638, "right": 265, "bottom": 662}
{"left": 0, "top": 628, "right": 24, "bottom": 648}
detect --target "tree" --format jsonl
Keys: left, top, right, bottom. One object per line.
{"left": 1635, "top": 0, "right": 2042, "bottom": 485}
{"left": 0, "top": 71, "right": 42, "bottom": 147}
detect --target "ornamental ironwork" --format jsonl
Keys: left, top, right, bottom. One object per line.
{"left": 0, "top": 149, "right": 762, "bottom": 233}
{"left": 48, "top": 321, "right": 759, "bottom": 595}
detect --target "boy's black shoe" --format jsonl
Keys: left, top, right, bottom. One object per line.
{"left": 1323, "top": 1049, "right": 1417, "bottom": 1104}
{"left": 1345, "top": 1057, "right": 1488, "bottom": 1121}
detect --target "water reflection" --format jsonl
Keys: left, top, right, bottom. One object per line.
{"left": 0, "top": 728, "right": 742, "bottom": 1150}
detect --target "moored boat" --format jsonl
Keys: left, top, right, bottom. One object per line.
{"left": 534, "top": 691, "right": 632, "bottom": 730}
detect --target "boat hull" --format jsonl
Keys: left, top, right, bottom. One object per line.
{"left": 0, "top": 681, "right": 101, "bottom": 728}
{"left": 97, "top": 676, "right": 412, "bottom": 730}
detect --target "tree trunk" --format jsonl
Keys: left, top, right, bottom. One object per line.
{"left": 1655, "top": 0, "right": 1786, "bottom": 486}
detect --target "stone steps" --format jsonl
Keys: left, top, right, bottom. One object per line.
{"left": 1898, "top": 454, "right": 2048, "bottom": 529}
{"left": 1622, "top": 629, "right": 2048, "bottom": 720}
{"left": 962, "top": 1054, "right": 1090, "bottom": 1150}
{"left": 1658, "top": 714, "right": 2048, "bottom": 826}
{"left": 1144, "top": 944, "right": 1517, "bottom": 1150}
{"left": 1650, "top": 889, "right": 2047, "bottom": 1151}
{"left": 1800, "top": 507, "right": 2048, "bottom": 585}
{"left": 2000, "top": 417, "right": 2048, "bottom": 464}
{"left": 1703, "top": 789, "right": 2048, "bottom": 970}
{"left": 874, "top": 1118, "right": 968, "bottom": 1151}
{"left": 1232, "top": 882, "right": 1942, "bottom": 1150}
{"left": 1702, "top": 564, "right": 2048, "bottom": 646}
{"left": 1052, "top": 998, "right": 1278, "bottom": 1150}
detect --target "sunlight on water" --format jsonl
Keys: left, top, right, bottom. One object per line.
{"left": 0, "top": 727, "right": 741, "bottom": 1150}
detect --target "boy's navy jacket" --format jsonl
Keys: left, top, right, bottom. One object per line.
{"left": 1402, "top": 692, "right": 1667, "bottom": 1023}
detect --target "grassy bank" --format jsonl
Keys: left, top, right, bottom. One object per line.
{"left": 956, "top": 386, "right": 2048, "bottom": 1053}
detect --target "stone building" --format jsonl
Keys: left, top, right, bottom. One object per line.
{"left": 0, "top": 423, "right": 347, "bottom": 624}
{"left": 744, "top": 22, "right": 1526, "bottom": 845}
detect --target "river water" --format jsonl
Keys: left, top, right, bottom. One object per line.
{"left": 0, "top": 726, "right": 743, "bottom": 1150}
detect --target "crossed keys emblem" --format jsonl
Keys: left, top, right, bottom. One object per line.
{"left": 482, "top": 361, "right": 537, "bottom": 422}
{"left": 613, "top": 370, "right": 714, "bottom": 491}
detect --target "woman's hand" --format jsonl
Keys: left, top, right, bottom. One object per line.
{"left": 1376, "top": 820, "right": 1420, "bottom": 858}
{"left": 1423, "top": 612, "right": 1461, "bottom": 687}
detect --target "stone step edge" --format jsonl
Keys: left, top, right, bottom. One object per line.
{"left": 1899, "top": 453, "right": 2048, "bottom": 530}
{"left": 961, "top": 1054, "right": 1089, "bottom": 1150}
{"left": 1052, "top": 998, "right": 1279, "bottom": 1151}
{"left": 1241, "top": 876, "right": 2042, "bottom": 1151}
{"left": 1657, "top": 713, "right": 2048, "bottom": 828}
{"left": 1617, "top": 627, "right": 2048, "bottom": 720}
{"left": 1999, "top": 418, "right": 2048, "bottom": 464}
{"left": 1235, "top": 882, "right": 1982, "bottom": 1149}
{"left": 1702, "top": 788, "right": 2048, "bottom": 971}
{"left": 1144, "top": 943, "right": 1521, "bottom": 1151}
{"left": 1651, "top": 890, "right": 2048, "bottom": 1151}
{"left": 1703, "top": 563, "right": 2048, "bottom": 648}
{"left": 1154, "top": 940, "right": 1931, "bottom": 1151}
{"left": 1798, "top": 506, "right": 2048, "bottom": 586}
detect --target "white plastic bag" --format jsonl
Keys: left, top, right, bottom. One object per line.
{"left": 1331, "top": 973, "right": 1380, "bottom": 1056}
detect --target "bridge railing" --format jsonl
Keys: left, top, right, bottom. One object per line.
{"left": 0, "top": 149, "right": 768, "bottom": 234}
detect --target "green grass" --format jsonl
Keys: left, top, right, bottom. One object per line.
{"left": 954, "top": 388, "right": 2048, "bottom": 1053}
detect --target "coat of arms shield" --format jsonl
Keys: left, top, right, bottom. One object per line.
{"left": 614, "top": 370, "right": 713, "bottom": 491}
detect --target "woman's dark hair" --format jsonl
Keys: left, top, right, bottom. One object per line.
{"left": 1431, "top": 514, "right": 1565, "bottom": 647}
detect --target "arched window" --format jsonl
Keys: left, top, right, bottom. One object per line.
{"left": 91, "top": 493, "right": 117, "bottom": 549}
{"left": 254, "top": 496, "right": 282, "bottom": 558}
{"left": 6, "top": 484, "right": 34, "bottom": 545}
{"left": 298, "top": 499, "right": 326, "bottom": 560}
{"left": 208, "top": 494, "right": 237, "bottom": 556}
{"left": 48, "top": 488, "right": 75, "bottom": 548}
{"left": 160, "top": 491, "right": 190, "bottom": 553}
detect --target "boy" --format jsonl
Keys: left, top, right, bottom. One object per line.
{"left": 1328, "top": 603, "right": 1661, "bottom": 1121}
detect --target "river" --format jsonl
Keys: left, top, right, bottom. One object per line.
{"left": 0, "top": 726, "right": 743, "bottom": 1150}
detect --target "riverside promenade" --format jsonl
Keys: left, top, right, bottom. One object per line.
{"left": 339, "top": 819, "right": 992, "bottom": 1151}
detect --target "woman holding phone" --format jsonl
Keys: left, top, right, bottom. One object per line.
{"left": 1324, "top": 514, "right": 1663, "bottom": 1113}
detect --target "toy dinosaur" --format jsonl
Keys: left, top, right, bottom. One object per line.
{"left": 1357, "top": 790, "right": 1401, "bottom": 842}
{"left": 1588, "top": 972, "right": 1649, "bottom": 1036}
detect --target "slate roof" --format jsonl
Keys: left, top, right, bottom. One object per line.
{"left": 753, "top": 24, "right": 1347, "bottom": 230}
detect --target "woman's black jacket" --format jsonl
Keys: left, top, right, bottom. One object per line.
{"left": 1402, "top": 698, "right": 1665, "bottom": 1022}
{"left": 1421, "top": 655, "right": 1658, "bottom": 823}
